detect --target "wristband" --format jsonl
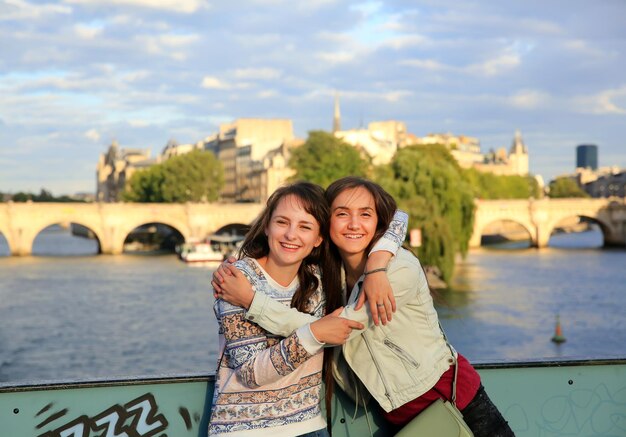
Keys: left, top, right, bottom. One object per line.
{"left": 364, "top": 267, "right": 387, "bottom": 276}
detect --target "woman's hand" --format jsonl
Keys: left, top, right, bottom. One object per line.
{"left": 310, "top": 308, "right": 365, "bottom": 345}
{"left": 211, "top": 256, "right": 237, "bottom": 295}
{"left": 211, "top": 259, "right": 255, "bottom": 309}
{"left": 358, "top": 271, "right": 396, "bottom": 325}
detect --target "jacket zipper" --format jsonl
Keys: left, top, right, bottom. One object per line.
{"left": 363, "top": 336, "right": 395, "bottom": 409}
{"left": 383, "top": 338, "right": 420, "bottom": 368}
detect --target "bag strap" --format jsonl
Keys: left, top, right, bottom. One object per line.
{"left": 437, "top": 321, "right": 458, "bottom": 406}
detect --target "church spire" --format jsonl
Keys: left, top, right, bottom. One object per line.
{"left": 510, "top": 129, "right": 527, "bottom": 154}
{"left": 333, "top": 91, "right": 341, "bottom": 133}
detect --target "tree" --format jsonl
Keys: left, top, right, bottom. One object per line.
{"left": 548, "top": 177, "right": 589, "bottom": 198}
{"left": 123, "top": 149, "right": 224, "bottom": 202}
{"left": 375, "top": 145, "right": 475, "bottom": 281}
{"left": 289, "top": 130, "right": 369, "bottom": 187}
{"left": 463, "top": 168, "right": 541, "bottom": 199}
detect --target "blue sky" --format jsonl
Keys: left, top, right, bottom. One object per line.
{"left": 1, "top": 0, "right": 625, "bottom": 195}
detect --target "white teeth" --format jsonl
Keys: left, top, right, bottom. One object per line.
{"left": 281, "top": 243, "right": 299, "bottom": 249}
{"left": 344, "top": 234, "right": 363, "bottom": 239}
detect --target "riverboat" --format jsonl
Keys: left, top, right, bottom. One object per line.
{"left": 2, "top": 358, "right": 625, "bottom": 436}
{"left": 177, "top": 241, "right": 224, "bottom": 263}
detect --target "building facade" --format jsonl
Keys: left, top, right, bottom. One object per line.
{"left": 204, "top": 118, "right": 297, "bottom": 202}
{"left": 473, "top": 130, "right": 529, "bottom": 176}
{"left": 576, "top": 144, "right": 598, "bottom": 170}
{"left": 96, "top": 141, "right": 156, "bottom": 202}
{"left": 335, "top": 120, "right": 407, "bottom": 165}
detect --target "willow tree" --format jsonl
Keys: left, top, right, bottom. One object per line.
{"left": 289, "top": 130, "right": 369, "bottom": 187}
{"left": 375, "top": 145, "right": 475, "bottom": 281}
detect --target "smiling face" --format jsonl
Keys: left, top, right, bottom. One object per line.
{"left": 265, "top": 194, "right": 323, "bottom": 269}
{"left": 329, "top": 186, "right": 378, "bottom": 260}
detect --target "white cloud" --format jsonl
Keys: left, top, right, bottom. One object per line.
{"left": 573, "top": 86, "right": 626, "bottom": 115}
{"left": 316, "top": 51, "right": 356, "bottom": 64}
{"left": 399, "top": 58, "right": 449, "bottom": 71}
{"left": 63, "top": 0, "right": 208, "bottom": 13}
{"left": 201, "top": 76, "right": 230, "bottom": 90}
{"left": 74, "top": 24, "right": 103, "bottom": 39}
{"left": 467, "top": 53, "right": 521, "bottom": 77}
{"left": 508, "top": 90, "right": 551, "bottom": 110}
{"left": 562, "top": 39, "right": 616, "bottom": 60}
{"left": 234, "top": 68, "right": 282, "bottom": 80}
{"left": 0, "top": 0, "right": 71, "bottom": 20}
{"left": 257, "top": 90, "right": 277, "bottom": 99}
{"left": 85, "top": 128, "right": 101, "bottom": 141}
{"left": 138, "top": 33, "right": 199, "bottom": 60}
{"left": 380, "top": 34, "right": 426, "bottom": 50}
{"left": 128, "top": 119, "right": 150, "bottom": 128}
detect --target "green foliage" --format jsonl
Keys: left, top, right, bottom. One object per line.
{"left": 548, "top": 177, "right": 589, "bottom": 198}
{"left": 463, "top": 168, "right": 540, "bottom": 199}
{"left": 123, "top": 149, "right": 224, "bottom": 203}
{"left": 5, "top": 189, "right": 84, "bottom": 202}
{"left": 374, "top": 145, "right": 475, "bottom": 281}
{"left": 289, "top": 130, "right": 369, "bottom": 187}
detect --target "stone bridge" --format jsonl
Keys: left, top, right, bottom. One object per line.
{"left": 0, "top": 202, "right": 264, "bottom": 256}
{"left": 470, "top": 197, "right": 626, "bottom": 248}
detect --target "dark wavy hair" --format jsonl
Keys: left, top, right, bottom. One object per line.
{"left": 320, "top": 176, "right": 397, "bottom": 432}
{"left": 238, "top": 181, "right": 329, "bottom": 313}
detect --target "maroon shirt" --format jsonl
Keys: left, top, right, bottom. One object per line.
{"left": 381, "top": 354, "right": 481, "bottom": 426}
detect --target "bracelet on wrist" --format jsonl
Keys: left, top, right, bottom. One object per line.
{"left": 364, "top": 267, "right": 388, "bottom": 276}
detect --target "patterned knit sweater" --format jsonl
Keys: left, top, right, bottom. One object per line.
{"left": 208, "top": 258, "right": 326, "bottom": 437}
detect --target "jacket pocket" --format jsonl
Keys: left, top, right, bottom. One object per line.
{"left": 383, "top": 338, "right": 420, "bottom": 368}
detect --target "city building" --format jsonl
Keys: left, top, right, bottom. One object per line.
{"left": 332, "top": 93, "right": 406, "bottom": 165}
{"left": 584, "top": 170, "right": 626, "bottom": 198}
{"left": 410, "top": 130, "right": 529, "bottom": 176}
{"left": 413, "top": 132, "right": 483, "bottom": 168}
{"left": 161, "top": 139, "right": 204, "bottom": 159}
{"left": 334, "top": 120, "right": 407, "bottom": 165}
{"left": 204, "top": 118, "right": 297, "bottom": 202}
{"left": 96, "top": 141, "right": 156, "bottom": 202}
{"left": 473, "top": 130, "right": 529, "bottom": 176}
{"left": 576, "top": 144, "right": 598, "bottom": 170}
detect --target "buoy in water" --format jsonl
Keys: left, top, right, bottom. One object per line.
{"left": 551, "top": 314, "right": 566, "bottom": 344}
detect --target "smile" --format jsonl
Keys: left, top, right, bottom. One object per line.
{"left": 280, "top": 242, "right": 301, "bottom": 249}
{"left": 343, "top": 234, "right": 364, "bottom": 239}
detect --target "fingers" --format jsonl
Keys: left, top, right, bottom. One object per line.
{"left": 225, "top": 263, "right": 241, "bottom": 277}
{"left": 369, "top": 300, "right": 381, "bottom": 326}
{"left": 211, "top": 280, "right": 222, "bottom": 298}
{"left": 346, "top": 320, "right": 365, "bottom": 330}
{"left": 213, "top": 269, "right": 225, "bottom": 284}
{"left": 226, "top": 255, "right": 237, "bottom": 263}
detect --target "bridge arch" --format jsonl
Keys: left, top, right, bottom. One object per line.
{"left": 476, "top": 219, "right": 533, "bottom": 247}
{"left": 0, "top": 226, "right": 11, "bottom": 256}
{"left": 27, "top": 217, "right": 104, "bottom": 256}
{"left": 544, "top": 214, "right": 613, "bottom": 247}
{"left": 117, "top": 219, "right": 189, "bottom": 254}
{"left": 214, "top": 223, "right": 249, "bottom": 236}
{"left": 31, "top": 222, "right": 103, "bottom": 256}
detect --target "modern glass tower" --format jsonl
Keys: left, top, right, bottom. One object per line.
{"left": 576, "top": 144, "right": 598, "bottom": 170}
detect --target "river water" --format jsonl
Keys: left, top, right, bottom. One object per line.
{"left": 1, "top": 227, "right": 625, "bottom": 384}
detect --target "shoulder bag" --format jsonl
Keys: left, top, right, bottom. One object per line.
{"left": 395, "top": 323, "right": 474, "bottom": 437}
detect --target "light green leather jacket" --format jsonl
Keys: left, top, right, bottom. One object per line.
{"left": 245, "top": 248, "right": 455, "bottom": 412}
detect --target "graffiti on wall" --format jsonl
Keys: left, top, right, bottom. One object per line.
{"left": 36, "top": 393, "right": 171, "bottom": 437}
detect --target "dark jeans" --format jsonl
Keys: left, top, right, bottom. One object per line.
{"left": 461, "top": 385, "right": 515, "bottom": 437}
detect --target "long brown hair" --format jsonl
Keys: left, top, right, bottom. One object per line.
{"left": 239, "top": 181, "right": 329, "bottom": 313}
{"left": 320, "top": 176, "right": 397, "bottom": 431}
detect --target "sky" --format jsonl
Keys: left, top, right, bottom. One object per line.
{"left": 1, "top": 0, "right": 625, "bottom": 195}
